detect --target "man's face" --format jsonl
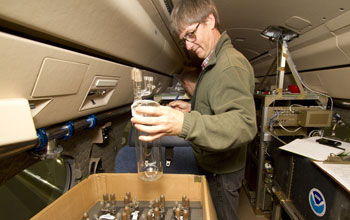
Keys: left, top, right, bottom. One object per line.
{"left": 179, "top": 22, "right": 211, "bottom": 59}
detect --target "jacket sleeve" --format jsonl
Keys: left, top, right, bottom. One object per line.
{"left": 179, "top": 65, "right": 257, "bottom": 152}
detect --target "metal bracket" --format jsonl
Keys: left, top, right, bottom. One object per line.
{"left": 89, "top": 157, "right": 104, "bottom": 175}
{"left": 165, "top": 147, "right": 174, "bottom": 167}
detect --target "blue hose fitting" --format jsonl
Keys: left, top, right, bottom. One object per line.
{"left": 86, "top": 114, "right": 97, "bottom": 129}
{"left": 34, "top": 128, "right": 48, "bottom": 152}
{"left": 63, "top": 120, "right": 75, "bottom": 140}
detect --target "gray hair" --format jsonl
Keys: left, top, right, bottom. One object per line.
{"left": 170, "top": 0, "right": 220, "bottom": 35}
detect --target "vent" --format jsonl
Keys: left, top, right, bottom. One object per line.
{"left": 163, "top": 0, "right": 174, "bottom": 14}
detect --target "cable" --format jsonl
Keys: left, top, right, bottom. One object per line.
{"left": 308, "top": 129, "right": 323, "bottom": 137}
{"left": 269, "top": 110, "right": 285, "bottom": 130}
{"left": 278, "top": 122, "right": 302, "bottom": 133}
{"left": 288, "top": 104, "right": 305, "bottom": 113}
{"left": 295, "top": 72, "right": 333, "bottom": 111}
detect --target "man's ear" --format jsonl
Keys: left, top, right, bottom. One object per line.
{"left": 205, "top": 13, "right": 216, "bottom": 29}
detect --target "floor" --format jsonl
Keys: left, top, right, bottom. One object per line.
{"left": 238, "top": 189, "right": 270, "bottom": 220}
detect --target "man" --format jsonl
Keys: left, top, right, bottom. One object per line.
{"left": 179, "top": 65, "right": 200, "bottom": 98}
{"left": 131, "top": 0, "right": 257, "bottom": 219}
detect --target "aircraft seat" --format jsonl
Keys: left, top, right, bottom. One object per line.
{"left": 114, "top": 128, "right": 199, "bottom": 174}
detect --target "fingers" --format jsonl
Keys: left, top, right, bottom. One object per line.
{"left": 131, "top": 107, "right": 172, "bottom": 126}
{"left": 131, "top": 115, "right": 161, "bottom": 126}
{"left": 169, "top": 101, "right": 178, "bottom": 108}
{"left": 132, "top": 105, "right": 170, "bottom": 117}
{"left": 133, "top": 123, "right": 169, "bottom": 134}
{"left": 169, "top": 100, "right": 185, "bottom": 108}
{"left": 138, "top": 133, "right": 164, "bottom": 142}
{"left": 131, "top": 105, "right": 184, "bottom": 142}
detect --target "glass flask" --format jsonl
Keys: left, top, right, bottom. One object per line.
{"left": 132, "top": 100, "right": 163, "bottom": 181}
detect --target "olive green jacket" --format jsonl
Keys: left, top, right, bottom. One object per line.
{"left": 179, "top": 32, "right": 257, "bottom": 174}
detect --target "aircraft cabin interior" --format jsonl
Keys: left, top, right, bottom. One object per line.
{"left": 0, "top": 0, "right": 349, "bottom": 219}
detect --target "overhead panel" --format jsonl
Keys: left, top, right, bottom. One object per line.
{"left": 0, "top": 0, "right": 184, "bottom": 75}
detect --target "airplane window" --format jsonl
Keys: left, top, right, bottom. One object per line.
{"left": 0, "top": 157, "right": 73, "bottom": 219}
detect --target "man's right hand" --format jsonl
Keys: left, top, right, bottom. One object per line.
{"left": 169, "top": 100, "right": 191, "bottom": 112}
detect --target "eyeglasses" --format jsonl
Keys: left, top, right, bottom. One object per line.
{"left": 179, "top": 23, "right": 200, "bottom": 46}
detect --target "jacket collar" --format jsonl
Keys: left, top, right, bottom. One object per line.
{"left": 191, "top": 32, "right": 232, "bottom": 110}
{"left": 204, "top": 31, "right": 231, "bottom": 70}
